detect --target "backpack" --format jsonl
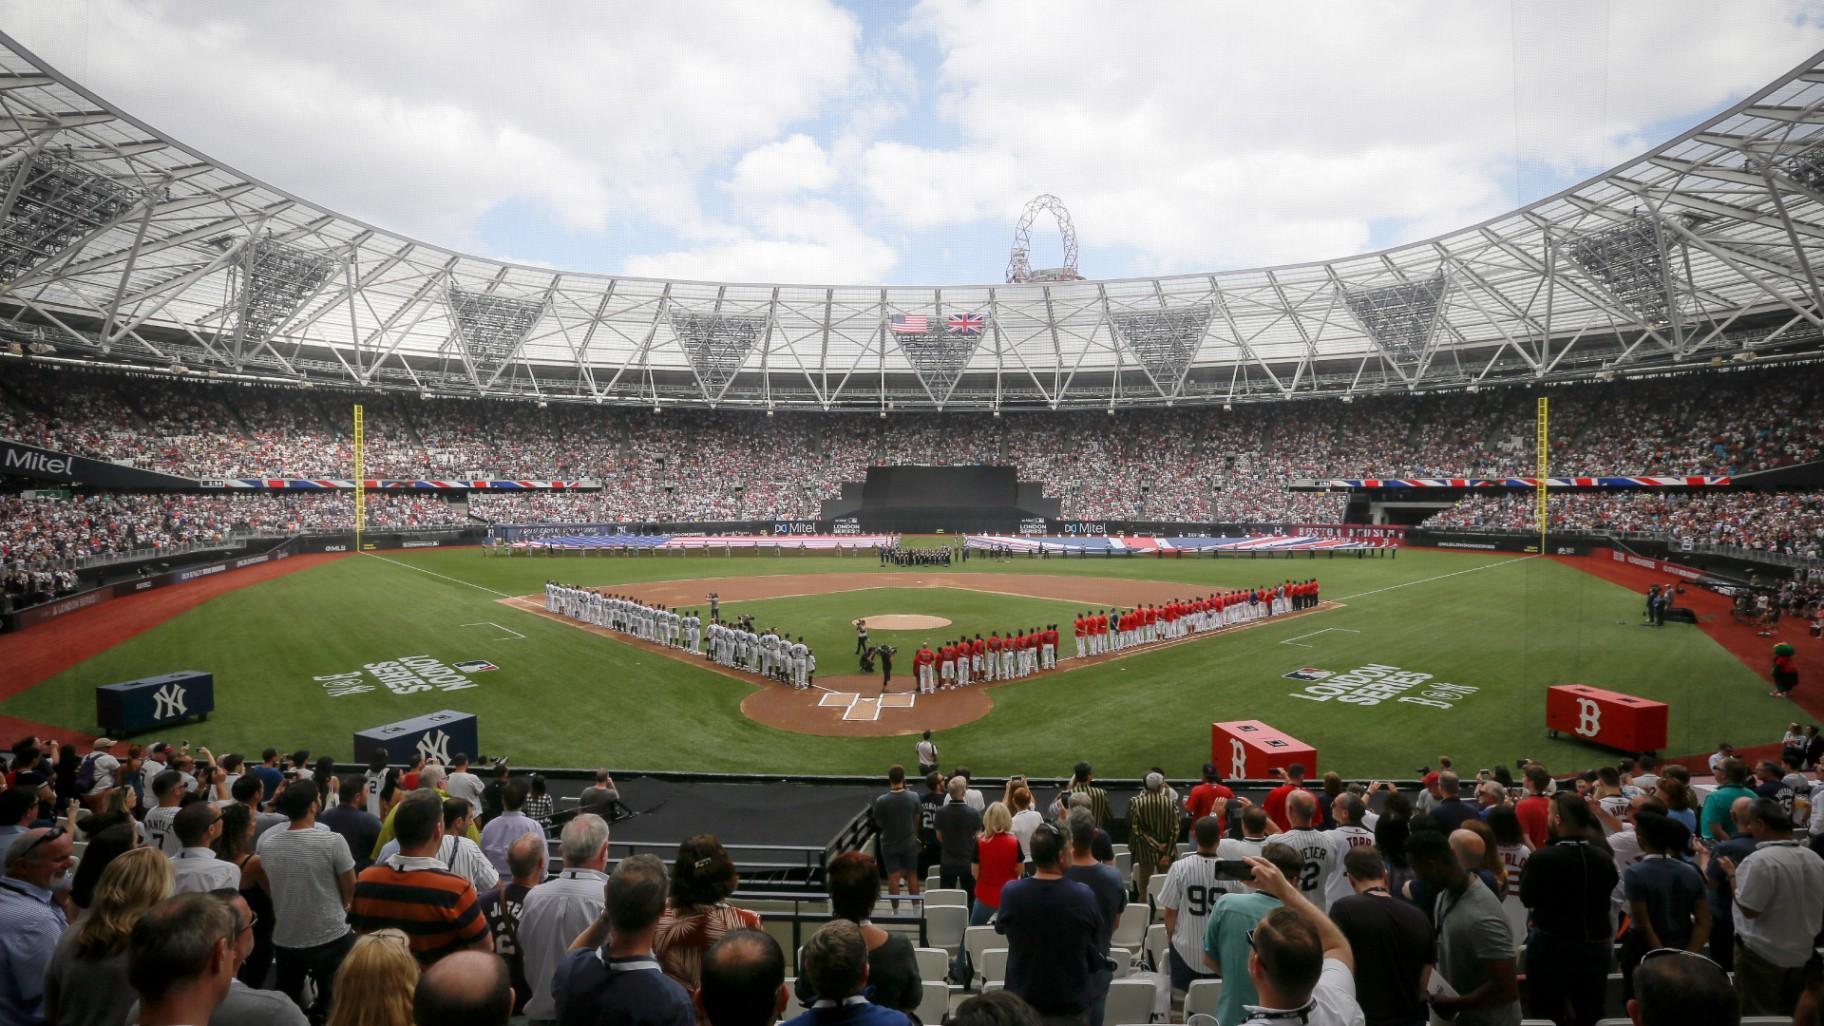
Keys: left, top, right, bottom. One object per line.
{"left": 74, "top": 752, "right": 102, "bottom": 793}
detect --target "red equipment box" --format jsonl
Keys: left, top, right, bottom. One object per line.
{"left": 1212, "top": 720, "right": 1317, "bottom": 781}
{"left": 1546, "top": 684, "right": 1668, "bottom": 754}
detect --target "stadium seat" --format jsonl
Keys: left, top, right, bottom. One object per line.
{"left": 1145, "top": 873, "right": 1166, "bottom": 905}
{"left": 1501, "top": 894, "right": 1528, "bottom": 957}
{"left": 1107, "top": 946, "right": 1132, "bottom": 980}
{"left": 923, "top": 888, "right": 968, "bottom": 908}
{"left": 1112, "top": 843, "right": 1130, "bottom": 856}
{"left": 1604, "top": 973, "right": 1623, "bottom": 1017}
{"left": 913, "top": 947, "right": 949, "bottom": 983}
{"left": 1144, "top": 922, "right": 1168, "bottom": 974}
{"left": 979, "top": 947, "right": 1009, "bottom": 987}
{"left": 783, "top": 980, "right": 805, "bottom": 1021}
{"left": 1111, "top": 903, "right": 1150, "bottom": 952}
{"left": 925, "top": 905, "right": 967, "bottom": 955}
{"left": 1114, "top": 851, "right": 1132, "bottom": 878}
{"left": 964, "top": 926, "right": 999, "bottom": 986}
{"left": 918, "top": 981, "right": 949, "bottom": 1025}
{"left": 1184, "top": 978, "right": 1223, "bottom": 1019}
{"left": 1103, "top": 978, "right": 1157, "bottom": 1026}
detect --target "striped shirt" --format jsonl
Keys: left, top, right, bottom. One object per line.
{"left": 1068, "top": 784, "right": 1110, "bottom": 828}
{"left": 350, "top": 855, "right": 488, "bottom": 964}
{"left": 1127, "top": 790, "right": 1180, "bottom": 867}
{"left": 257, "top": 824, "right": 356, "bottom": 948}
{"left": 144, "top": 805, "right": 183, "bottom": 855}
{"left": 1158, "top": 852, "right": 1239, "bottom": 965}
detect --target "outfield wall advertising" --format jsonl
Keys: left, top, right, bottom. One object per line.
{"left": 4, "top": 548, "right": 289, "bottom": 632}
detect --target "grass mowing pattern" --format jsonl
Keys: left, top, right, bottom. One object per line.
{"left": 4, "top": 548, "right": 1792, "bottom": 777}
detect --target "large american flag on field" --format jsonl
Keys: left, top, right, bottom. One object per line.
{"left": 888, "top": 314, "right": 928, "bottom": 335}
{"left": 946, "top": 313, "right": 984, "bottom": 335}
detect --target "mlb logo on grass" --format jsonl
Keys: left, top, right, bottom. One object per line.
{"left": 1283, "top": 667, "right": 1332, "bottom": 681}
{"left": 454, "top": 660, "right": 497, "bottom": 673}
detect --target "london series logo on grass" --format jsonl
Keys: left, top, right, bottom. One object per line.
{"left": 1283, "top": 667, "right": 1333, "bottom": 681}
{"left": 453, "top": 660, "right": 498, "bottom": 673}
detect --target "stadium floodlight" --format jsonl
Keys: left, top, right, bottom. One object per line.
{"left": 444, "top": 285, "right": 545, "bottom": 387}
{"left": 1779, "top": 140, "right": 1824, "bottom": 194}
{"left": 1109, "top": 305, "right": 1214, "bottom": 398}
{"left": 667, "top": 310, "right": 766, "bottom": 403}
{"left": 0, "top": 152, "right": 140, "bottom": 283}
{"left": 1563, "top": 215, "right": 1691, "bottom": 329}
{"left": 1340, "top": 273, "right": 1449, "bottom": 377}
{"left": 231, "top": 236, "right": 334, "bottom": 350}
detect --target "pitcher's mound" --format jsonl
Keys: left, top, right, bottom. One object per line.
{"left": 859, "top": 614, "right": 952, "bottom": 630}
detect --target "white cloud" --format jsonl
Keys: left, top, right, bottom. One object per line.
{"left": 726, "top": 135, "right": 839, "bottom": 196}
{"left": 624, "top": 200, "right": 895, "bottom": 283}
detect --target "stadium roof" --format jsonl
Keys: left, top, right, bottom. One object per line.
{"left": 0, "top": 30, "right": 1822, "bottom": 411}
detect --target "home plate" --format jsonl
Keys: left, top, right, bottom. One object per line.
{"left": 844, "top": 698, "right": 883, "bottom": 721}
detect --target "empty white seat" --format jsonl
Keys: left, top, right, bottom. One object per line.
{"left": 1110, "top": 903, "right": 1150, "bottom": 952}
{"left": 964, "top": 925, "right": 999, "bottom": 986}
{"left": 913, "top": 947, "right": 949, "bottom": 983}
{"left": 1107, "top": 946, "right": 1132, "bottom": 980}
{"left": 1114, "top": 850, "right": 1132, "bottom": 877}
{"left": 1145, "top": 872, "right": 1166, "bottom": 904}
{"left": 925, "top": 904, "right": 967, "bottom": 954}
{"left": 979, "top": 947, "right": 1009, "bottom": 986}
{"left": 1103, "top": 978, "right": 1156, "bottom": 1026}
{"left": 1144, "top": 922, "right": 1168, "bottom": 974}
{"left": 923, "top": 888, "right": 969, "bottom": 908}
{"left": 918, "top": 980, "right": 950, "bottom": 1024}
{"left": 1501, "top": 894, "right": 1528, "bottom": 957}
{"left": 1184, "top": 978, "right": 1223, "bottom": 1019}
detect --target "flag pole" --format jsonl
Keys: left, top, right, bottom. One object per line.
{"left": 353, "top": 403, "right": 365, "bottom": 552}
{"left": 1536, "top": 397, "right": 1548, "bottom": 553}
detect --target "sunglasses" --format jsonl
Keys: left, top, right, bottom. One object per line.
{"left": 16, "top": 826, "right": 63, "bottom": 860}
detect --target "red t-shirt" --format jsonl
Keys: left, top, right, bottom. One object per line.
{"left": 1514, "top": 794, "right": 1551, "bottom": 849}
{"left": 1263, "top": 782, "right": 1300, "bottom": 829}
{"left": 1186, "top": 782, "right": 1235, "bottom": 827}
{"left": 974, "top": 832, "right": 1023, "bottom": 907}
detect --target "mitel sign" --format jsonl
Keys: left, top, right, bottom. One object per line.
{"left": 0, "top": 438, "right": 198, "bottom": 488}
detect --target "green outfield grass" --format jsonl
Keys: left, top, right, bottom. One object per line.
{"left": 3, "top": 547, "right": 1795, "bottom": 777}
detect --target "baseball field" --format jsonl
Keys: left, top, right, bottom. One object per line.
{"left": 0, "top": 543, "right": 1802, "bottom": 777}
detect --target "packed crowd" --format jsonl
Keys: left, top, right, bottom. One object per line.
{"left": 5, "top": 361, "right": 1823, "bottom": 523}
{"left": 2, "top": 726, "right": 1822, "bottom": 1026}
{"left": 0, "top": 492, "right": 470, "bottom": 571}
{"left": 1424, "top": 489, "right": 1824, "bottom": 558}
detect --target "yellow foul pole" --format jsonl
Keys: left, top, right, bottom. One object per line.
{"left": 1536, "top": 396, "right": 1548, "bottom": 552}
{"left": 353, "top": 401, "right": 364, "bottom": 551}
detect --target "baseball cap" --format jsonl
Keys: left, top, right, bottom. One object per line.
{"left": 92, "top": 738, "right": 116, "bottom": 750}
{"left": 150, "top": 741, "right": 170, "bottom": 755}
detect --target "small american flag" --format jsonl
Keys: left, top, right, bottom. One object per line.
{"left": 888, "top": 314, "right": 928, "bottom": 335}
{"left": 946, "top": 313, "right": 984, "bottom": 335}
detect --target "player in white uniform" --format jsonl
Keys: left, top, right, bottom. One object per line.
{"left": 805, "top": 648, "right": 816, "bottom": 687}
{"left": 790, "top": 637, "right": 809, "bottom": 688}
{"left": 1264, "top": 791, "right": 1348, "bottom": 912}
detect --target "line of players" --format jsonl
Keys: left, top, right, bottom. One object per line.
{"left": 1075, "top": 579, "right": 1323, "bottom": 658}
{"left": 908, "top": 626, "right": 1061, "bottom": 693}
{"left": 544, "top": 580, "right": 818, "bottom": 689}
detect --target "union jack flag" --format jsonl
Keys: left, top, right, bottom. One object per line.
{"left": 946, "top": 313, "right": 985, "bottom": 335}
{"left": 888, "top": 314, "right": 928, "bottom": 335}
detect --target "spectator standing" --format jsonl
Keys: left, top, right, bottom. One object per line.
{"left": 1062, "top": 808, "right": 1124, "bottom": 1026}
{"left": 361, "top": 749, "right": 389, "bottom": 813}
{"left": 1065, "top": 762, "right": 1110, "bottom": 829}
{"left": 973, "top": 803, "right": 1023, "bottom": 929}
{"left": 170, "top": 802, "right": 242, "bottom": 894}
{"left": 1157, "top": 815, "right": 1227, "bottom": 994}
{"left": 523, "top": 775, "right": 555, "bottom": 827}
{"left": 1202, "top": 843, "right": 1303, "bottom": 1026}
{"left": 412, "top": 949, "right": 514, "bottom": 1026}
{"left": 783, "top": 920, "right": 909, "bottom": 1026}
{"left": 698, "top": 930, "right": 789, "bottom": 1026}
{"left": 1406, "top": 829, "right": 1519, "bottom": 1026}
{"left": 324, "top": 930, "right": 419, "bottom": 1026}
{"left": 1702, "top": 796, "right": 1758, "bottom": 971}
{"left": 1008, "top": 786, "right": 1043, "bottom": 865}
{"left": 1619, "top": 811, "right": 1709, "bottom": 1002}
{"left": 552, "top": 853, "right": 695, "bottom": 1026}
{"left": 143, "top": 769, "right": 187, "bottom": 856}
{"left": 1715, "top": 797, "right": 1824, "bottom": 1017}
{"left": 1328, "top": 847, "right": 1431, "bottom": 1026}
{"left": 871, "top": 766, "right": 922, "bottom": 911}
{"left": 349, "top": 792, "right": 491, "bottom": 964}
{"left": 1517, "top": 794, "right": 1615, "bottom": 1026}
{"left": 480, "top": 832, "right": 547, "bottom": 1016}
{"left": 214, "top": 802, "right": 275, "bottom": 989}
{"left": 655, "top": 835, "right": 762, "bottom": 993}
{"left": 376, "top": 799, "right": 499, "bottom": 894}
{"left": 577, "top": 770, "right": 620, "bottom": 816}
{"left": 1265, "top": 791, "right": 1347, "bottom": 912}
{"left": 936, "top": 776, "right": 983, "bottom": 905}
{"left": 125, "top": 893, "right": 239, "bottom": 1026}
{"left": 795, "top": 854, "right": 920, "bottom": 1017}
{"left": 201, "top": 889, "right": 310, "bottom": 1026}
{"left": 1513, "top": 766, "right": 1554, "bottom": 850}
{"left": 518, "top": 813, "right": 612, "bottom": 1022}
{"left": 1700, "top": 760, "right": 1756, "bottom": 842}
{"left": 256, "top": 779, "right": 358, "bottom": 1019}
{"left": 0, "top": 826, "right": 72, "bottom": 1024}
{"left": 995, "top": 822, "right": 1104, "bottom": 1026}
{"left": 1429, "top": 773, "right": 1480, "bottom": 833}
{"left": 915, "top": 732, "right": 939, "bottom": 777}
{"left": 444, "top": 755, "right": 485, "bottom": 819}
{"left": 43, "top": 846, "right": 171, "bottom": 1026}
{"left": 320, "top": 777, "right": 384, "bottom": 873}
{"left": 1262, "top": 764, "right": 1307, "bottom": 831}
{"left": 1184, "top": 763, "right": 1234, "bottom": 833}
{"left": 1126, "top": 772, "right": 1178, "bottom": 899}
{"left": 917, "top": 771, "right": 945, "bottom": 879}
{"left": 1225, "top": 854, "right": 1366, "bottom": 1026}
{"left": 1626, "top": 950, "right": 1740, "bottom": 1026}
{"left": 78, "top": 738, "right": 121, "bottom": 812}
{"left": 478, "top": 780, "right": 541, "bottom": 877}
{"left": 251, "top": 749, "right": 285, "bottom": 804}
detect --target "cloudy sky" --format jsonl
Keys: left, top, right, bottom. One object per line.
{"left": 6, "top": 1, "right": 1823, "bottom": 285}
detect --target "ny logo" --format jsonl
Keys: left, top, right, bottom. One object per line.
{"left": 152, "top": 684, "right": 187, "bottom": 720}
{"left": 1574, "top": 698, "right": 1602, "bottom": 738}
{"left": 415, "top": 729, "right": 452, "bottom": 765}
{"left": 1230, "top": 738, "right": 1247, "bottom": 779}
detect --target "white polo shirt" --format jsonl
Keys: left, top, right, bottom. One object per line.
{"left": 1734, "top": 839, "right": 1824, "bottom": 967}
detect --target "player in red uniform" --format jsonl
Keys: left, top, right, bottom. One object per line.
{"left": 1042, "top": 624, "right": 1059, "bottom": 669}
{"left": 913, "top": 643, "right": 937, "bottom": 694}
{"left": 1095, "top": 611, "right": 1109, "bottom": 654}
{"left": 1073, "top": 613, "right": 1088, "bottom": 660}
{"left": 970, "top": 634, "right": 986, "bottom": 683}
{"left": 939, "top": 641, "right": 958, "bottom": 689}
